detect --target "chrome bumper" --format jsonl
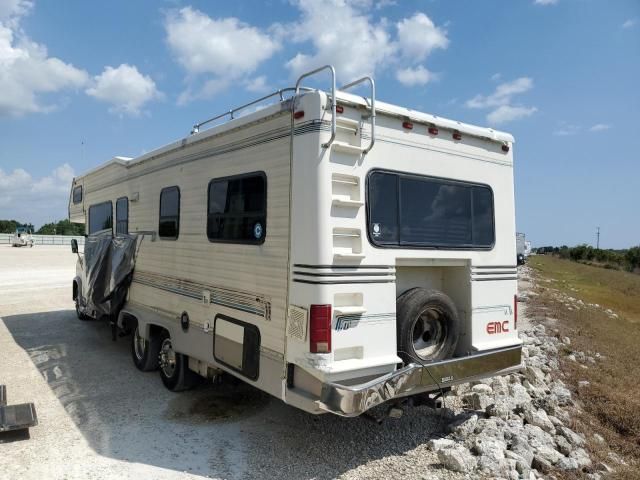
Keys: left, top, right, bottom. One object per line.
{"left": 317, "top": 345, "right": 522, "bottom": 417}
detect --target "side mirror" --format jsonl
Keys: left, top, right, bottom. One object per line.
{"left": 71, "top": 239, "right": 78, "bottom": 254}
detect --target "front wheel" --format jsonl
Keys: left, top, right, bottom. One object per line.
{"left": 75, "top": 298, "right": 91, "bottom": 321}
{"left": 158, "top": 333, "right": 199, "bottom": 391}
{"left": 396, "top": 288, "right": 460, "bottom": 364}
{"left": 131, "top": 324, "right": 160, "bottom": 371}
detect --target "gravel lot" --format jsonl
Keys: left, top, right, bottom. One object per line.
{"left": 0, "top": 245, "right": 461, "bottom": 480}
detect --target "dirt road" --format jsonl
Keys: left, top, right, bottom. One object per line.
{"left": 0, "top": 245, "right": 453, "bottom": 480}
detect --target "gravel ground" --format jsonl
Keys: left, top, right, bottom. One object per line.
{"left": 0, "top": 245, "right": 464, "bottom": 480}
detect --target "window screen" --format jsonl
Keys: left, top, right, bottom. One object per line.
{"left": 88, "top": 201, "right": 112, "bottom": 234}
{"left": 116, "top": 197, "right": 128, "bottom": 235}
{"left": 73, "top": 186, "right": 82, "bottom": 204}
{"left": 159, "top": 186, "right": 180, "bottom": 239}
{"left": 367, "top": 171, "right": 495, "bottom": 248}
{"left": 207, "top": 173, "right": 266, "bottom": 244}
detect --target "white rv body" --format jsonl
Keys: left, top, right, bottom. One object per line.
{"left": 69, "top": 67, "right": 521, "bottom": 416}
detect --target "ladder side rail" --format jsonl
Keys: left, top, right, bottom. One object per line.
{"left": 339, "top": 76, "right": 376, "bottom": 154}
{"left": 295, "top": 65, "right": 337, "bottom": 149}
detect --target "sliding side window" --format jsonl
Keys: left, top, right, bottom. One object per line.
{"left": 207, "top": 172, "right": 266, "bottom": 244}
{"left": 88, "top": 201, "right": 113, "bottom": 235}
{"left": 159, "top": 186, "right": 180, "bottom": 240}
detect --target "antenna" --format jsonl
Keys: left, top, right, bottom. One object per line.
{"left": 596, "top": 226, "right": 600, "bottom": 249}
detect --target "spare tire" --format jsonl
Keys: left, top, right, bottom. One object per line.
{"left": 396, "top": 288, "right": 460, "bottom": 364}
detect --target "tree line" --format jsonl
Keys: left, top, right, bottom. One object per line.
{"left": 0, "top": 219, "right": 84, "bottom": 236}
{"left": 536, "top": 244, "right": 640, "bottom": 273}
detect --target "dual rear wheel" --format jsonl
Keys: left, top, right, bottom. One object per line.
{"left": 131, "top": 325, "right": 198, "bottom": 391}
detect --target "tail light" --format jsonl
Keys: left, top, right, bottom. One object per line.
{"left": 428, "top": 126, "right": 439, "bottom": 135}
{"left": 310, "top": 304, "right": 332, "bottom": 353}
{"left": 293, "top": 110, "right": 305, "bottom": 119}
{"left": 335, "top": 105, "right": 344, "bottom": 114}
{"left": 402, "top": 121, "right": 413, "bottom": 130}
{"left": 452, "top": 130, "right": 462, "bottom": 141}
{"left": 514, "top": 294, "right": 518, "bottom": 329}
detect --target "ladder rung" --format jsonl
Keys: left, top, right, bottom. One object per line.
{"left": 334, "top": 306, "right": 367, "bottom": 316}
{"left": 332, "top": 142, "right": 364, "bottom": 155}
{"left": 334, "top": 253, "right": 365, "bottom": 260}
{"left": 332, "top": 198, "right": 364, "bottom": 208}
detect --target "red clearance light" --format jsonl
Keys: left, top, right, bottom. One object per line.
{"left": 502, "top": 143, "right": 510, "bottom": 153}
{"left": 335, "top": 105, "right": 344, "bottom": 114}
{"left": 402, "top": 121, "right": 413, "bottom": 130}
{"left": 309, "top": 304, "right": 332, "bottom": 353}
{"left": 428, "top": 126, "right": 439, "bottom": 136}
{"left": 514, "top": 294, "right": 518, "bottom": 330}
{"left": 452, "top": 131, "right": 462, "bottom": 141}
{"left": 293, "top": 110, "right": 305, "bottom": 119}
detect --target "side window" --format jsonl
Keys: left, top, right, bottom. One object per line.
{"left": 116, "top": 197, "right": 128, "bottom": 235}
{"left": 88, "top": 201, "right": 113, "bottom": 234}
{"left": 207, "top": 172, "right": 266, "bottom": 244}
{"left": 73, "top": 185, "right": 83, "bottom": 204}
{"left": 159, "top": 186, "right": 180, "bottom": 240}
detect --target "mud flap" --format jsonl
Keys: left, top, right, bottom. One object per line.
{"left": 0, "top": 385, "right": 38, "bottom": 433}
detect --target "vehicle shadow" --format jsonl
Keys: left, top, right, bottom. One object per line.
{"left": 3, "top": 310, "right": 449, "bottom": 479}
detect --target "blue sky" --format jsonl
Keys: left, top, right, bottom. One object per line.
{"left": 0, "top": 0, "right": 638, "bottom": 248}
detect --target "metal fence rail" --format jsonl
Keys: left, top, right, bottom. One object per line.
{"left": 0, "top": 234, "right": 85, "bottom": 246}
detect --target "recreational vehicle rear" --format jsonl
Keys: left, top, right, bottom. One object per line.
{"left": 68, "top": 66, "right": 522, "bottom": 416}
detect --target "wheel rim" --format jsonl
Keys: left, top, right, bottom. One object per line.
{"left": 133, "top": 327, "right": 146, "bottom": 361}
{"left": 159, "top": 338, "right": 176, "bottom": 378}
{"left": 412, "top": 307, "right": 447, "bottom": 359}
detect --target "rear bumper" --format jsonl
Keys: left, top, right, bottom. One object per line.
{"left": 316, "top": 345, "right": 522, "bottom": 416}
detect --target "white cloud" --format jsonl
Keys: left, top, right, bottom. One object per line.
{"left": 487, "top": 105, "right": 537, "bottom": 125}
{"left": 589, "top": 123, "right": 611, "bottom": 132}
{"left": 491, "top": 72, "right": 502, "bottom": 82}
{"left": 0, "top": 163, "right": 75, "bottom": 224}
{"left": 244, "top": 75, "right": 270, "bottom": 93}
{"left": 622, "top": 18, "right": 637, "bottom": 29}
{"left": 284, "top": 1, "right": 448, "bottom": 87}
{"left": 466, "top": 77, "right": 533, "bottom": 109}
{"left": 284, "top": 0, "right": 394, "bottom": 81}
{"left": 534, "top": 0, "right": 558, "bottom": 5}
{"left": 396, "top": 65, "right": 432, "bottom": 86}
{"left": 553, "top": 122, "right": 580, "bottom": 136}
{"left": 0, "top": 4, "right": 89, "bottom": 117}
{"left": 165, "top": 6, "right": 279, "bottom": 102}
{"left": 86, "top": 64, "right": 161, "bottom": 116}
{"left": 396, "top": 12, "right": 448, "bottom": 62}
{"left": 466, "top": 77, "right": 536, "bottom": 125}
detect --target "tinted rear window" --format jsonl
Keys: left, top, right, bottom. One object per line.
{"left": 368, "top": 171, "right": 495, "bottom": 248}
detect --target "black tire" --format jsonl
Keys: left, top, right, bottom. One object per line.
{"left": 75, "top": 297, "right": 91, "bottom": 321}
{"left": 131, "top": 324, "right": 161, "bottom": 372}
{"left": 158, "top": 332, "right": 200, "bottom": 392}
{"left": 396, "top": 288, "right": 459, "bottom": 364}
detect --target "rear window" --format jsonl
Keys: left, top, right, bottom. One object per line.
{"left": 367, "top": 171, "right": 495, "bottom": 249}
{"left": 88, "top": 201, "right": 112, "bottom": 234}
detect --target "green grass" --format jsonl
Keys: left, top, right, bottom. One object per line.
{"left": 531, "top": 255, "right": 640, "bottom": 322}
{"left": 528, "top": 255, "right": 640, "bottom": 476}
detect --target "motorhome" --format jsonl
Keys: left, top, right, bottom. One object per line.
{"left": 68, "top": 66, "right": 522, "bottom": 417}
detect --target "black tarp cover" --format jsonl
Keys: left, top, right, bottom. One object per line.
{"left": 81, "top": 232, "right": 138, "bottom": 318}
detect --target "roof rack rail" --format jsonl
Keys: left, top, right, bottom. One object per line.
{"left": 190, "top": 86, "right": 313, "bottom": 135}
{"left": 188, "top": 65, "right": 376, "bottom": 155}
